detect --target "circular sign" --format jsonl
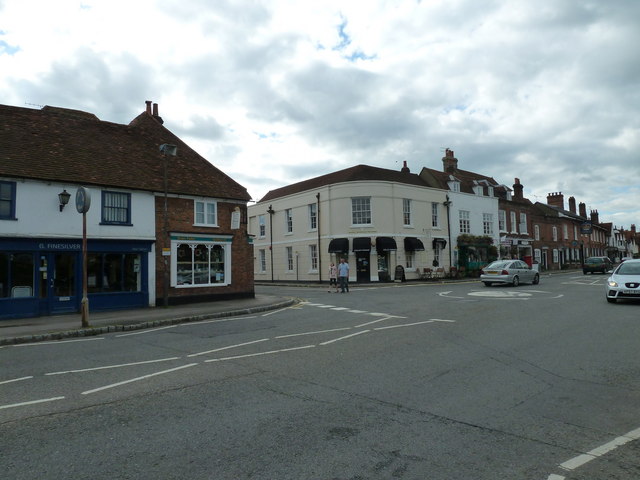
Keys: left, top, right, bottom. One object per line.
{"left": 75, "top": 187, "right": 91, "bottom": 213}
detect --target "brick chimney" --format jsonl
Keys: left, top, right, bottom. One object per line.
{"left": 512, "top": 178, "right": 524, "bottom": 200}
{"left": 579, "top": 202, "right": 587, "bottom": 218}
{"left": 145, "top": 100, "right": 152, "bottom": 114}
{"left": 631, "top": 224, "right": 636, "bottom": 233}
{"left": 152, "top": 102, "right": 164, "bottom": 124}
{"left": 590, "top": 210, "right": 599, "bottom": 225}
{"left": 547, "top": 192, "right": 564, "bottom": 209}
{"left": 400, "top": 160, "right": 410, "bottom": 173}
{"left": 442, "top": 148, "right": 458, "bottom": 173}
{"left": 568, "top": 196, "right": 576, "bottom": 214}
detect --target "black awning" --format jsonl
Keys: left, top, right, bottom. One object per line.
{"left": 404, "top": 237, "right": 425, "bottom": 251}
{"left": 328, "top": 238, "right": 349, "bottom": 254}
{"left": 432, "top": 238, "right": 447, "bottom": 249}
{"left": 352, "top": 237, "right": 371, "bottom": 252}
{"left": 376, "top": 236, "right": 397, "bottom": 253}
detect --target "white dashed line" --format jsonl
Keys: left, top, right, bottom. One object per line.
{"left": 0, "top": 396, "right": 65, "bottom": 410}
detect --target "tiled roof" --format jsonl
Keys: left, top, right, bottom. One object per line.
{"left": 0, "top": 104, "right": 250, "bottom": 201}
{"left": 259, "top": 164, "right": 430, "bottom": 202}
{"left": 418, "top": 166, "right": 500, "bottom": 195}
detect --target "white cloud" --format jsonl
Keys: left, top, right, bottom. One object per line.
{"left": 1, "top": 0, "right": 638, "bottom": 227}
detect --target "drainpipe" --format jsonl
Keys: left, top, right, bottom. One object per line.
{"left": 317, "top": 192, "right": 321, "bottom": 284}
{"left": 443, "top": 195, "right": 453, "bottom": 268}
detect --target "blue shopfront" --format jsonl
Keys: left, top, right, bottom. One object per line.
{"left": 0, "top": 238, "right": 152, "bottom": 320}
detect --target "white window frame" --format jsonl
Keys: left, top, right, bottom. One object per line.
{"left": 483, "top": 213, "right": 493, "bottom": 236}
{"left": 432, "top": 202, "right": 439, "bottom": 228}
{"left": 563, "top": 224, "right": 569, "bottom": 240}
{"left": 459, "top": 210, "right": 470, "bottom": 234}
{"left": 553, "top": 249, "right": 559, "bottom": 263}
{"left": 194, "top": 200, "right": 218, "bottom": 227}
{"left": 258, "top": 215, "right": 266, "bottom": 238}
{"left": 309, "top": 244, "right": 318, "bottom": 271}
{"left": 519, "top": 213, "right": 528, "bottom": 234}
{"left": 406, "top": 251, "right": 415, "bottom": 269}
{"left": 552, "top": 226, "right": 558, "bottom": 242}
{"left": 285, "top": 208, "right": 293, "bottom": 234}
{"left": 258, "top": 249, "right": 266, "bottom": 272}
{"left": 403, "top": 199, "right": 412, "bottom": 226}
{"left": 498, "top": 210, "right": 506, "bottom": 232}
{"left": 351, "top": 197, "right": 372, "bottom": 226}
{"left": 510, "top": 211, "right": 517, "bottom": 233}
{"left": 286, "top": 246, "right": 294, "bottom": 271}
{"left": 308, "top": 204, "right": 317, "bottom": 231}
{"left": 171, "top": 234, "right": 232, "bottom": 288}
{"left": 534, "top": 224, "right": 540, "bottom": 241}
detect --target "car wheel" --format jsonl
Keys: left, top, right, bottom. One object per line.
{"left": 483, "top": 282, "right": 492, "bottom": 287}
{"left": 606, "top": 297, "right": 617, "bottom": 303}
{"left": 532, "top": 273, "right": 539, "bottom": 285}
{"left": 512, "top": 275, "right": 519, "bottom": 287}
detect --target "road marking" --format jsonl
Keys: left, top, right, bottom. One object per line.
{"left": 81, "top": 363, "right": 198, "bottom": 395}
{"left": 45, "top": 357, "right": 182, "bottom": 375}
{"left": 551, "top": 426, "right": 640, "bottom": 477}
{"left": 13, "top": 337, "right": 105, "bottom": 346}
{"left": 374, "top": 320, "right": 437, "bottom": 330}
{"left": 204, "top": 345, "right": 315, "bottom": 362}
{"left": 319, "top": 330, "right": 369, "bottom": 346}
{"left": 355, "top": 316, "right": 394, "bottom": 328}
{"left": 0, "top": 396, "right": 65, "bottom": 410}
{"left": 180, "top": 315, "right": 257, "bottom": 326}
{"left": 0, "top": 376, "right": 33, "bottom": 385}
{"left": 262, "top": 306, "right": 295, "bottom": 316}
{"left": 275, "top": 327, "right": 351, "bottom": 339}
{"left": 116, "top": 325, "right": 178, "bottom": 337}
{"left": 188, "top": 338, "right": 269, "bottom": 358}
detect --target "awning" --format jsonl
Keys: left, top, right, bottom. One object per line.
{"left": 376, "top": 236, "right": 397, "bottom": 253}
{"left": 404, "top": 237, "right": 425, "bottom": 252}
{"left": 432, "top": 238, "right": 447, "bottom": 249}
{"left": 352, "top": 237, "right": 371, "bottom": 252}
{"left": 328, "top": 238, "right": 349, "bottom": 254}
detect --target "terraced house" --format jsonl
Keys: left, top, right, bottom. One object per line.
{"left": 0, "top": 102, "right": 253, "bottom": 320}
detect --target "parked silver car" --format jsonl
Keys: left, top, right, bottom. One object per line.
{"left": 605, "top": 259, "right": 640, "bottom": 303}
{"left": 480, "top": 260, "right": 540, "bottom": 287}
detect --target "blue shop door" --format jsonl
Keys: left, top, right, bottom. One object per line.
{"left": 41, "top": 253, "right": 79, "bottom": 314}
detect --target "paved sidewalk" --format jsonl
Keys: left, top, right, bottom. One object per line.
{"left": 0, "top": 295, "right": 296, "bottom": 346}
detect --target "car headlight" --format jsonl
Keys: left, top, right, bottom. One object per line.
{"left": 607, "top": 280, "right": 618, "bottom": 287}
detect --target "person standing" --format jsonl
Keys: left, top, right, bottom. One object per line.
{"left": 328, "top": 262, "right": 338, "bottom": 293}
{"left": 337, "top": 257, "right": 350, "bottom": 293}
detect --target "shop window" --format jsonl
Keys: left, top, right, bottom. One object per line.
{"left": 175, "top": 242, "right": 228, "bottom": 286}
{"left": 87, "top": 253, "right": 141, "bottom": 293}
{"left": 0, "top": 252, "right": 34, "bottom": 298}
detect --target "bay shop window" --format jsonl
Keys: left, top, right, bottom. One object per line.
{"left": 171, "top": 234, "right": 232, "bottom": 287}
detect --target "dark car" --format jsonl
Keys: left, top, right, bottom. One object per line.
{"left": 583, "top": 256, "right": 613, "bottom": 274}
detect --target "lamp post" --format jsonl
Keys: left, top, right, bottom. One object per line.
{"left": 443, "top": 195, "right": 453, "bottom": 269}
{"left": 267, "top": 205, "right": 275, "bottom": 282}
{"left": 159, "top": 144, "right": 177, "bottom": 307}
{"left": 75, "top": 187, "right": 91, "bottom": 328}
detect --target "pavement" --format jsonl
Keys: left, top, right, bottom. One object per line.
{"left": 0, "top": 294, "right": 297, "bottom": 346}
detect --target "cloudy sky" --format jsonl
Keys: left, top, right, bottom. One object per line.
{"left": 1, "top": 0, "right": 638, "bottom": 228}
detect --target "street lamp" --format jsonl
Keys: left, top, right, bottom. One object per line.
{"left": 443, "top": 195, "right": 453, "bottom": 270}
{"left": 267, "top": 205, "right": 275, "bottom": 282}
{"left": 159, "top": 144, "right": 177, "bottom": 307}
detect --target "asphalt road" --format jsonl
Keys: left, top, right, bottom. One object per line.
{"left": 1, "top": 272, "right": 639, "bottom": 479}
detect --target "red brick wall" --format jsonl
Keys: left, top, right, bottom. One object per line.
{"left": 155, "top": 196, "right": 254, "bottom": 304}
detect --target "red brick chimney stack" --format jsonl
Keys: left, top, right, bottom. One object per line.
{"left": 145, "top": 100, "right": 152, "bottom": 114}
{"left": 512, "top": 178, "right": 524, "bottom": 200}
{"left": 401, "top": 160, "right": 410, "bottom": 173}
{"left": 590, "top": 209, "right": 599, "bottom": 224}
{"left": 547, "top": 192, "right": 564, "bottom": 209}
{"left": 442, "top": 148, "right": 458, "bottom": 173}
{"left": 151, "top": 102, "right": 164, "bottom": 125}
{"left": 579, "top": 202, "right": 587, "bottom": 218}
{"left": 631, "top": 224, "right": 636, "bottom": 233}
{"left": 568, "top": 196, "right": 576, "bottom": 214}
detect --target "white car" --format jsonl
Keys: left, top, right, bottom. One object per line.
{"left": 605, "top": 259, "right": 640, "bottom": 303}
{"left": 480, "top": 260, "right": 539, "bottom": 287}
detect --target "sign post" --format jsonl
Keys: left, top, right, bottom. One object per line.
{"left": 76, "top": 187, "right": 91, "bottom": 328}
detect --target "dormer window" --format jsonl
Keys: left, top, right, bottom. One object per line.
{"left": 448, "top": 175, "right": 460, "bottom": 193}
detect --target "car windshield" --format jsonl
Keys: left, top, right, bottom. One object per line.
{"left": 616, "top": 263, "right": 640, "bottom": 275}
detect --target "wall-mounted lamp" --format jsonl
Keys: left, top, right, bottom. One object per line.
{"left": 58, "top": 189, "right": 71, "bottom": 211}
